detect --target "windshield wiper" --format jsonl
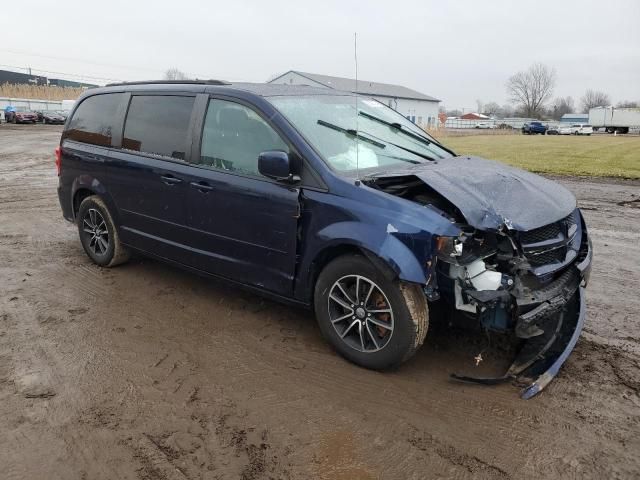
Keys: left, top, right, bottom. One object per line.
{"left": 317, "top": 120, "right": 386, "bottom": 149}
{"left": 318, "top": 119, "right": 434, "bottom": 163}
{"left": 351, "top": 128, "right": 437, "bottom": 163}
{"left": 358, "top": 111, "right": 438, "bottom": 147}
{"left": 359, "top": 111, "right": 457, "bottom": 157}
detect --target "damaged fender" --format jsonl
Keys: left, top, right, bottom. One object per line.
{"left": 312, "top": 220, "right": 431, "bottom": 284}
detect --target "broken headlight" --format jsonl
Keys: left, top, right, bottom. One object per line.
{"left": 434, "top": 235, "right": 464, "bottom": 259}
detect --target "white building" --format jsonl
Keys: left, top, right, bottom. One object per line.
{"left": 268, "top": 70, "right": 441, "bottom": 129}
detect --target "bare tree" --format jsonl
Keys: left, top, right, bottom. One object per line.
{"left": 616, "top": 100, "right": 638, "bottom": 108}
{"left": 580, "top": 89, "right": 610, "bottom": 112}
{"left": 506, "top": 63, "right": 556, "bottom": 118}
{"left": 164, "top": 68, "right": 189, "bottom": 80}
{"left": 550, "top": 96, "right": 575, "bottom": 120}
{"left": 483, "top": 102, "right": 501, "bottom": 117}
{"left": 444, "top": 108, "right": 462, "bottom": 117}
{"left": 501, "top": 104, "right": 514, "bottom": 118}
{"left": 475, "top": 99, "right": 484, "bottom": 115}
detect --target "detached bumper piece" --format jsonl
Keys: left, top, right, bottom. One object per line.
{"left": 451, "top": 287, "right": 585, "bottom": 398}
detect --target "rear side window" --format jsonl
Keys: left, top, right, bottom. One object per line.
{"left": 65, "top": 93, "right": 124, "bottom": 147}
{"left": 123, "top": 95, "right": 194, "bottom": 160}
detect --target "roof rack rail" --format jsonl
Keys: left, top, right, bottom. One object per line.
{"left": 105, "top": 79, "right": 231, "bottom": 87}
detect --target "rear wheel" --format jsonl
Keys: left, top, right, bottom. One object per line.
{"left": 77, "top": 195, "right": 130, "bottom": 267}
{"left": 314, "top": 254, "right": 428, "bottom": 370}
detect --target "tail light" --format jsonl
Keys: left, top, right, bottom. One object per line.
{"left": 55, "top": 146, "right": 62, "bottom": 176}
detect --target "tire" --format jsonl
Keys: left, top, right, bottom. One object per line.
{"left": 77, "top": 195, "right": 130, "bottom": 267}
{"left": 314, "top": 254, "right": 428, "bottom": 370}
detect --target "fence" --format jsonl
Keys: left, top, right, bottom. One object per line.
{"left": 0, "top": 97, "right": 74, "bottom": 121}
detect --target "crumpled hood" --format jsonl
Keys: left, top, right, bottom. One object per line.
{"left": 411, "top": 156, "right": 576, "bottom": 231}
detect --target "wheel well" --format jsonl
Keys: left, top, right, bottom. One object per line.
{"left": 308, "top": 244, "right": 398, "bottom": 303}
{"left": 72, "top": 188, "right": 94, "bottom": 220}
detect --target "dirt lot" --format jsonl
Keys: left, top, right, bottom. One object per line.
{"left": 1, "top": 125, "right": 639, "bottom": 480}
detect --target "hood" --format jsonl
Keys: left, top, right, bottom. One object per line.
{"left": 378, "top": 156, "right": 576, "bottom": 231}
{"left": 17, "top": 112, "right": 36, "bottom": 116}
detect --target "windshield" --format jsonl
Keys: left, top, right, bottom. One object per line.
{"left": 269, "top": 95, "right": 453, "bottom": 173}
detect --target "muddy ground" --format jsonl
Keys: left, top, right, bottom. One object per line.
{"left": 1, "top": 125, "right": 638, "bottom": 480}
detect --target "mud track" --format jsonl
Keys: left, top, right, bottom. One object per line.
{"left": 1, "top": 125, "right": 639, "bottom": 479}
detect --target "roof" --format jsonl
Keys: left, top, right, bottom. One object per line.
{"left": 83, "top": 81, "right": 350, "bottom": 98}
{"left": 561, "top": 113, "right": 588, "bottom": 119}
{"left": 460, "top": 112, "right": 489, "bottom": 120}
{"left": 269, "top": 70, "right": 440, "bottom": 102}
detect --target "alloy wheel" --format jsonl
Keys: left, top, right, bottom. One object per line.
{"left": 82, "top": 208, "right": 109, "bottom": 256}
{"left": 327, "top": 275, "right": 394, "bottom": 353}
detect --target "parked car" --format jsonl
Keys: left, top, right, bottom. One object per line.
{"left": 474, "top": 122, "right": 497, "bottom": 129}
{"left": 570, "top": 124, "right": 593, "bottom": 136}
{"left": 522, "top": 121, "right": 548, "bottom": 135}
{"left": 546, "top": 124, "right": 573, "bottom": 135}
{"left": 56, "top": 81, "right": 592, "bottom": 398}
{"left": 54, "top": 110, "right": 70, "bottom": 121}
{"left": 4, "top": 106, "right": 38, "bottom": 124}
{"left": 41, "top": 111, "right": 66, "bottom": 125}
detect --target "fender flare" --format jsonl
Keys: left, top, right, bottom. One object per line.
{"left": 71, "top": 175, "right": 121, "bottom": 226}
{"left": 297, "top": 221, "right": 430, "bottom": 303}
{"left": 317, "top": 222, "right": 427, "bottom": 283}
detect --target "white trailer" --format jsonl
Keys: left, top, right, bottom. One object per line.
{"left": 589, "top": 106, "right": 640, "bottom": 134}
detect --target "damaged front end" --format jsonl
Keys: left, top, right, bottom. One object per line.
{"left": 435, "top": 211, "right": 592, "bottom": 398}
{"left": 365, "top": 169, "right": 593, "bottom": 398}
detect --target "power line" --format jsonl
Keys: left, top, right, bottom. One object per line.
{"left": 0, "top": 48, "right": 162, "bottom": 75}
{"left": 0, "top": 49, "right": 219, "bottom": 83}
{"left": 0, "top": 64, "right": 122, "bottom": 83}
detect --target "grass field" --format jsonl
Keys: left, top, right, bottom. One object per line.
{"left": 438, "top": 134, "right": 640, "bottom": 179}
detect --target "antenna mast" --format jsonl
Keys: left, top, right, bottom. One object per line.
{"left": 354, "top": 32, "right": 360, "bottom": 185}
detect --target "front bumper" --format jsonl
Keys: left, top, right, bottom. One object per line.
{"left": 520, "top": 287, "right": 585, "bottom": 398}
{"left": 451, "top": 227, "right": 593, "bottom": 399}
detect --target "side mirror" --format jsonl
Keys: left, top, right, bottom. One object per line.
{"left": 258, "top": 151, "right": 299, "bottom": 183}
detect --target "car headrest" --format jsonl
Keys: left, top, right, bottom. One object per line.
{"left": 217, "top": 107, "right": 249, "bottom": 129}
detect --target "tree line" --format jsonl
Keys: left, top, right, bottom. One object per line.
{"left": 443, "top": 62, "right": 638, "bottom": 120}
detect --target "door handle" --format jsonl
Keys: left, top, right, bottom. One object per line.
{"left": 190, "top": 181, "right": 214, "bottom": 192}
{"left": 160, "top": 174, "right": 182, "bottom": 185}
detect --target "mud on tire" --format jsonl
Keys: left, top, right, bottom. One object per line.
{"left": 314, "top": 254, "right": 428, "bottom": 370}
{"left": 77, "top": 195, "right": 130, "bottom": 267}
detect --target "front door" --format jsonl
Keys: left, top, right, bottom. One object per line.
{"left": 185, "top": 98, "right": 300, "bottom": 296}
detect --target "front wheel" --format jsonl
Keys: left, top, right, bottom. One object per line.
{"left": 77, "top": 195, "right": 130, "bottom": 267}
{"left": 314, "top": 254, "right": 428, "bottom": 370}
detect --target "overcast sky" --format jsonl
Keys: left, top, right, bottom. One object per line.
{"left": 3, "top": 0, "right": 638, "bottom": 110}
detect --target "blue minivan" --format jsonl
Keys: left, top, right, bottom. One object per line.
{"left": 57, "top": 80, "right": 592, "bottom": 398}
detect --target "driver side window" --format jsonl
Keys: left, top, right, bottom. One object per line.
{"left": 200, "top": 99, "right": 289, "bottom": 176}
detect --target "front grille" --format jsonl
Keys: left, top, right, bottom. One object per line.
{"left": 521, "top": 222, "right": 561, "bottom": 244}
{"left": 527, "top": 247, "right": 567, "bottom": 266}
{"left": 520, "top": 211, "right": 579, "bottom": 270}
